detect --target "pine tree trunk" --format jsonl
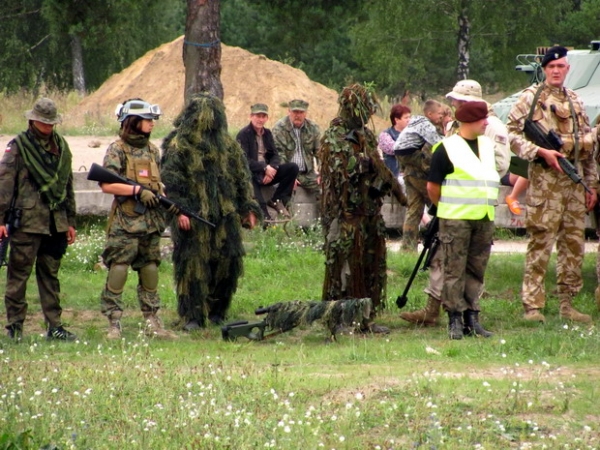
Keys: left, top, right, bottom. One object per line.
{"left": 70, "top": 33, "right": 86, "bottom": 96}
{"left": 456, "top": 8, "right": 470, "bottom": 81}
{"left": 184, "top": 0, "right": 224, "bottom": 103}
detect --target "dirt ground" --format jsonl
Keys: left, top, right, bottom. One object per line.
{"left": 66, "top": 36, "right": 388, "bottom": 133}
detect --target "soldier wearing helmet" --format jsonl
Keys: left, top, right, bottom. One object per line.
{"left": 98, "top": 98, "right": 178, "bottom": 339}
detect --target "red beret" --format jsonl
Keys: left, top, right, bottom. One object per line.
{"left": 455, "top": 101, "right": 488, "bottom": 123}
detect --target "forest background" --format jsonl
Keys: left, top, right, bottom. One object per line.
{"left": 3, "top": 0, "right": 600, "bottom": 101}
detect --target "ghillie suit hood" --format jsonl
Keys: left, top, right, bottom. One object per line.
{"left": 319, "top": 83, "right": 406, "bottom": 311}
{"left": 160, "top": 93, "right": 261, "bottom": 326}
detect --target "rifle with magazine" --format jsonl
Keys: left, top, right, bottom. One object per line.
{"left": 524, "top": 119, "right": 593, "bottom": 194}
{"left": 87, "top": 163, "right": 215, "bottom": 227}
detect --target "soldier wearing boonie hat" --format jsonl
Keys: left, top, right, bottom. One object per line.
{"left": 272, "top": 98, "right": 322, "bottom": 203}
{"left": 507, "top": 44, "right": 598, "bottom": 324}
{"left": 236, "top": 103, "right": 299, "bottom": 222}
{"left": 1, "top": 97, "right": 77, "bottom": 341}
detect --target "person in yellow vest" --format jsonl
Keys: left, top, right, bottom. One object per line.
{"left": 427, "top": 101, "right": 499, "bottom": 340}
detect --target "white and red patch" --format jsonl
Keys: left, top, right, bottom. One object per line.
{"left": 138, "top": 169, "right": 148, "bottom": 177}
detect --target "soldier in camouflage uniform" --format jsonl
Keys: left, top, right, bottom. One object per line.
{"left": 98, "top": 99, "right": 177, "bottom": 339}
{"left": 507, "top": 46, "right": 598, "bottom": 324}
{"left": 428, "top": 102, "right": 499, "bottom": 340}
{"left": 161, "top": 93, "right": 261, "bottom": 331}
{"left": 393, "top": 100, "right": 444, "bottom": 251}
{"left": 272, "top": 99, "right": 321, "bottom": 199}
{"left": 320, "top": 83, "right": 407, "bottom": 334}
{"left": 0, "top": 98, "right": 77, "bottom": 341}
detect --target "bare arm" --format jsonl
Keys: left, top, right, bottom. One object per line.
{"left": 427, "top": 182, "right": 441, "bottom": 206}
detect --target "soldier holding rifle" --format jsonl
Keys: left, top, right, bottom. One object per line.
{"left": 507, "top": 45, "right": 598, "bottom": 323}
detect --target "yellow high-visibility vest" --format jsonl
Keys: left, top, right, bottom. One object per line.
{"left": 436, "top": 134, "right": 499, "bottom": 220}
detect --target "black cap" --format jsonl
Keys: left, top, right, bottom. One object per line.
{"left": 541, "top": 46, "right": 568, "bottom": 67}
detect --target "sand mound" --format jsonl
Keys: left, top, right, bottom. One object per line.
{"left": 68, "top": 36, "right": 387, "bottom": 132}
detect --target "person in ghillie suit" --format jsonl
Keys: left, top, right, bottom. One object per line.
{"left": 160, "top": 93, "right": 261, "bottom": 331}
{"left": 320, "top": 83, "right": 407, "bottom": 334}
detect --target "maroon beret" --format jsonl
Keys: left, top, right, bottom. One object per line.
{"left": 455, "top": 101, "right": 488, "bottom": 123}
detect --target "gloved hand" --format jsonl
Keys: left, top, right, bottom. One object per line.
{"left": 137, "top": 187, "right": 159, "bottom": 208}
{"left": 166, "top": 203, "right": 180, "bottom": 215}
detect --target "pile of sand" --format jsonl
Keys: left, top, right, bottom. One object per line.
{"left": 68, "top": 36, "right": 387, "bottom": 132}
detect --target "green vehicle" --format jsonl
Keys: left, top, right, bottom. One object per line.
{"left": 493, "top": 40, "right": 600, "bottom": 124}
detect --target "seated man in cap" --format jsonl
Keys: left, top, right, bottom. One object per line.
{"left": 236, "top": 103, "right": 299, "bottom": 220}
{"left": 427, "top": 101, "right": 498, "bottom": 340}
{"left": 508, "top": 45, "right": 597, "bottom": 324}
{"left": 272, "top": 99, "right": 321, "bottom": 200}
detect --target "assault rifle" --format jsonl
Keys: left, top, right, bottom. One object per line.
{"left": 396, "top": 215, "right": 439, "bottom": 309}
{"left": 87, "top": 163, "right": 215, "bottom": 227}
{"left": 0, "top": 196, "right": 21, "bottom": 268}
{"left": 524, "top": 119, "right": 592, "bottom": 194}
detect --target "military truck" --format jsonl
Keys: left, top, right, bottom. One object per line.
{"left": 493, "top": 40, "right": 600, "bottom": 124}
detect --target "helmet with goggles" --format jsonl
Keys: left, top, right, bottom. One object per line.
{"left": 115, "top": 100, "right": 161, "bottom": 122}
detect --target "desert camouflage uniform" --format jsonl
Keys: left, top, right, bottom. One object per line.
{"left": 100, "top": 139, "right": 166, "bottom": 315}
{"left": 507, "top": 83, "right": 597, "bottom": 311}
{"left": 393, "top": 116, "right": 442, "bottom": 251}
{"left": 0, "top": 131, "right": 76, "bottom": 330}
{"left": 272, "top": 116, "right": 321, "bottom": 194}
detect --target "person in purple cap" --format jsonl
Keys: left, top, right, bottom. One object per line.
{"left": 427, "top": 101, "right": 499, "bottom": 340}
{"left": 507, "top": 45, "right": 598, "bottom": 324}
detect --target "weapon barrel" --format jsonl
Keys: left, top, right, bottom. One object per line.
{"left": 255, "top": 307, "right": 271, "bottom": 315}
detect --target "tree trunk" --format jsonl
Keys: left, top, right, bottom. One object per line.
{"left": 456, "top": 7, "right": 470, "bottom": 81}
{"left": 184, "top": 0, "right": 223, "bottom": 103}
{"left": 70, "top": 33, "right": 86, "bottom": 96}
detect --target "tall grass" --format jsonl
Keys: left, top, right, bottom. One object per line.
{"left": 1, "top": 225, "right": 599, "bottom": 448}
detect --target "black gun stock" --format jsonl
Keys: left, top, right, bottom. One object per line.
{"left": 87, "top": 163, "right": 215, "bottom": 227}
{"left": 524, "top": 120, "right": 592, "bottom": 194}
{"left": 396, "top": 216, "right": 439, "bottom": 309}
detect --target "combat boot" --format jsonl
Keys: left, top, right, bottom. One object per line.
{"left": 107, "top": 310, "right": 122, "bottom": 340}
{"left": 143, "top": 312, "right": 179, "bottom": 339}
{"left": 559, "top": 297, "right": 592, "bottom": 324}
{"left": 595, "top": 286, "right": 600, "bottom": 311}
{"left": 447, "top": 312, "right": 463, "bottom": 340}
{"left": 523, "top": 307, "right": 545, "bottom": 323}
{"left": 463, "top": 310, "right": 493, "bottom": 338}
{"left": 399, "top": 295, "right": 441, "bottom": 326}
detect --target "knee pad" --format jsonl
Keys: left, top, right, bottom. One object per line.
{"left": 107, "top": 264, "right": 129, "bottom": 294}
{"left": 139, "top": 263, "right": 158, "bottom": 292}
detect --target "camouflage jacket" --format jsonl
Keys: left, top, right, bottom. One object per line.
{"left": 103, "top": 139, "right": 165, "bottom": 235}
{"left": 507, "top": 83, "right": 597, "bottom": 187}
{"left": 272, "top": 116, "right": 321, "bottom": 173}
{"left": 0, "top": 137, "right": 76, "bottom": 234}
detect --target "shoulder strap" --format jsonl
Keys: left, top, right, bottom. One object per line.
{"left": 566, "top": 92, "right": 580, "bottom": 165}
{"left": 527, "top": 84, "right": 546, "bottom": 122}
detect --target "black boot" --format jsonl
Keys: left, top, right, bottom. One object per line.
{"left": 463, "top": 310, "right": 493, "bottom": 338}
{"left": 448, "top": 312, "right": 463, "bottom": 340}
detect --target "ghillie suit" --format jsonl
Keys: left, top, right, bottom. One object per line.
{"left": 221, "top": 298, "right": 373, "bottom": 341}
{"left": 160, "top": 93, "right": 261, "bottom": 329}
{"left": 319, "top": 83, "right": 407, "bottom": 323}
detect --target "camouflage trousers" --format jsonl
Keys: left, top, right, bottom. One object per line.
{"left": 100, "top": 230, "right": 162, "bottom": 315}
{"left": 439, "top": 218, "right": 494, "bottom": 312}
{"left": 423, "top": 244, "right": 443, "bottom": 301}
{"left": 297, "top": 170, "right": 321, "bottom": 198}
{"left": 522, "top": 165, "right": 586, "bottom": 310}
{"left": 4, "top": 230, "right": 68, "bottom": 329}
{"left": 401, "top": 174, "right": 429, "bottom": 251}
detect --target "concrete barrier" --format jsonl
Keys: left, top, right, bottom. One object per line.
{"left": 75, "top": 174, "right": 593, "bottom": 230}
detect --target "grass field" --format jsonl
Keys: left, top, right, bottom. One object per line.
{"left": 1, "top": 223, "right": 599, "bottom": 449}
